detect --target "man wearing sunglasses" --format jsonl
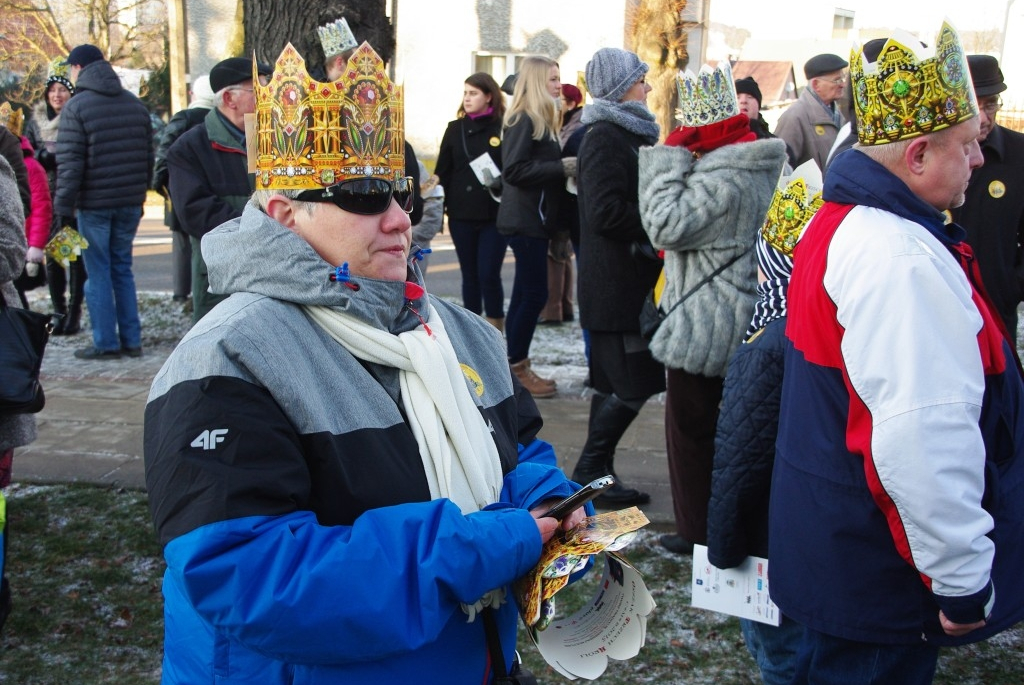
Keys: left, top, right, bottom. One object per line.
{"left": 144, "top": 42, "right": 587, "bottom": 685}
{"left": 166, "top": 56, "right": 272, "bottom": 323}
{"left": 774, "top": 52, "right": 848, "bottom": 169}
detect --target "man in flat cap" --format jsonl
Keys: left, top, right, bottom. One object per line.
{"left": 950, "top": 55, "right": 1024, "bottom": 344}
{"left": 166, "top": 56, "right": 271, "bottom": 323}
{"left": 55, "top": 43, "right": 153, "bottom": 359}
{"left": 774, "top": 53, "right": 848, "bottom": 169}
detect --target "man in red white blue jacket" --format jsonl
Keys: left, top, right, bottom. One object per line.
{"left": 770, "top": 26, "right": 1024, "bottom": 684}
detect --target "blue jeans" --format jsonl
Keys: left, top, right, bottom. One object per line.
{"left": 77, "top": 206, "right": 143, "bottom": 351}
{"left": 790, "top": 626, "right": 939, "bottom": 685}
{"left": 448, "top": 219, "right": 507, "bottom": 318}
{"left": 740, "top": 616, "right": 803, "bottom": 685}
{"left": 505, "top": 235, "right": 549, "bottom": 363}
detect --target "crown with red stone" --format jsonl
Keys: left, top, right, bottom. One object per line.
{"left": 852, "top": 20, "right": 978, "bottom": 145}
{"left": 252, "top": 42, "right": 405, "bottom": 191}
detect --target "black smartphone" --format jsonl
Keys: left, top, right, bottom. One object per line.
{"left": 540, "top": 476, "right": 615, "bottom": 521}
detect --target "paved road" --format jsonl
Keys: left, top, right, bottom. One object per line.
{"left": 131, "top": 204, "right": 515, "bottom": 301}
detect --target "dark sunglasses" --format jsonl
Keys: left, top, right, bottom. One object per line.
{"left": 296, "top": 176, "right": 415, "bottom": 216}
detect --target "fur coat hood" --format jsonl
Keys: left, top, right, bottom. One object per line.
{"left": 638, "top": 138, "right": 787, "bottom": 376}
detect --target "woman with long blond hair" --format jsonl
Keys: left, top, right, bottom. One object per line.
{"left": 497, "top": 56, "right": 574, "bottom": 398}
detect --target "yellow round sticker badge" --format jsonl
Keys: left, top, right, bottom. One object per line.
{"left": 989, "top": 180, "right": 1006, "bottom": 199}
{"left": 814, "top": 125, "right": 826, "bottom": 136}
{"left": 489, "top": 136, "right": 500, "bottom": 147}
{"left": 461, "top": 364, "right": 484, "bottom": 396}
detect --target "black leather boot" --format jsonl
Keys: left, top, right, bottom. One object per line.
{"left": 570, "top": 393, "right": 651, "bottom": 506}
{"left": 62, "top": 260, "right": 87, "bottom": 336}
{"left": 46, "top": 259, "right": 67, "bottom": 334}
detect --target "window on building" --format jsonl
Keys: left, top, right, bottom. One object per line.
{"left": 473, "top": 52, "right": 543, "bottom": 85}
{"left": 833, "top": 8, "right": 855, "bottom": 38}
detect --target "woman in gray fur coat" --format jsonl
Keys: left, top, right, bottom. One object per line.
{"left": 0, "top": 154, "right": 35, "bottom": 630}
{"left": 639, "top": 86, "right": 786, "bottom": 555}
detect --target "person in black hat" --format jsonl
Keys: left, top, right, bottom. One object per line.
{"left": 950, "top": 55, "right": 1024, "bottom": 342}
{"left": 53, "top": 43, "right": 153, "bottom": 360}
{"left": 165, "top": 56, "right": 271, "bottom": 323}
{"left": 774, "top": 53, "right": 848, "bottom": 169}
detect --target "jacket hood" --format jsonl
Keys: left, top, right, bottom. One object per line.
{"left": 19, "top": 136, "right": 35, "bottom": 157}
{"left": 74, "top": 60, "right": 126, "bottom": 97}
{"left": 825, "top": 148, "right": 965, "bottom": 247}
{"left": 203, "top": 203, "right": 430, "bottom": 333}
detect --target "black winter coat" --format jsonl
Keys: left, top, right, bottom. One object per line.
{"left": 950, "top": 124, "right": 1024, "bottom": 335}
{"left": 166, "top": 109, "right": 251, "bottom": 240}
{"left": 706, "top": 318, "right": 785, "bottom": 569}
{"left": 434, "top": 114, "right": 502, "bottom": 222}
{"left": 152, "top": 106, "right": 209, "bottom": 232}
{"left": 497, "top": 117, "right": 563, "bottom": 239}
{"left": 54, "top": 60, "right": 152, "bottom": 217}
{"left": 0, "top": 126, "right": 30, "bottom": 216}
{"left": 577, "top": 121, "right": 661, "bottom": 332}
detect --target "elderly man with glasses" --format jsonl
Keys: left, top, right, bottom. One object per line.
{"left": 144, "top": 42, "right": 588, "bottom": 685}
{"left": 950, "top": 55, "right": 1024, "bottom": 343}
{"left": 166, "top": 56, "right": 272, "bottom": 322}
{"left": 775, "top": 53, "right": 848, "bottom": 169}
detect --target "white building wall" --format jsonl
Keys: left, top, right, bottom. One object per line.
{"left": 395, "top": 0, "right": 627, "bottom": 164}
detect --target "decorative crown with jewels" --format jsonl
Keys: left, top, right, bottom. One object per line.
{"left": 46, "top": 58, "right": 75, "bottom": 93}
{"left": 852, "top": 20, "right": 978, "bottom": 145}
{"left": 251, "top": 42, "right": 405, "bottom": 191}
{"left": 761, "top": 160, "right": 824, "bottom": 257}
{"left": 675, "top": 61, "right": 740, "bottom": 128}
{"left": 318, "top": 17, "right": 358, "bottom": 59}
{"left": 0, "top": 102, "right": 24, "bottom": 137}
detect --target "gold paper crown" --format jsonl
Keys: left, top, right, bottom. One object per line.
{"left": 48, "top": 58, "right": 71, "bottom": 82}
{"left": 676, "top": 62, "right": 740, "bottom": 128}
{"left": 318, "top": 18, "right": 358, "bottom": 59}
{"left": 761, "top": 160, "right": 824, "bottom": 256}
{"left": 252, "top": 42, "right": 405, "bottom": 191}
{"left": 852, "top": 20, "right": 978, "bottom": 145}
{"left": 0, "top": 102, "right": 24, "bottom": 137}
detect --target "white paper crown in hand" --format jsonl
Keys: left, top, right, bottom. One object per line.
{"left": 318, "top": 17, "right": 358, "bottom": 59}
{"left": 675, "top": 62, "right": 740, "bottom": 128}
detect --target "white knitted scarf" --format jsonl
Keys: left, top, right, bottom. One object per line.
{"left": 303, "top": 303, "right": 503, "bottom": 514}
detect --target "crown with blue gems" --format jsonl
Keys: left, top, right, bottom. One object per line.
{"left": 852, "top": 20, "right": 978, "bottom": 146}
{"left": 0, "top": 102, "right": 24, "bottom": 137}
{"left": 761, "top": 160, "right": 824, "bottom": 257}
{"left": 318, "top": 17, "right": 358, "bottom": 59}
{"left": 675, "top": 61, "right": 740, "bottom": 128}
{"left": 252, "top": 42, "right": 405, "bottom": 191}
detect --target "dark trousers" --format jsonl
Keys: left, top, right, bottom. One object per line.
{"left": 505, "top": 235, "right": 549, "bottom": 363}
{"left": 790, "top": 627, "right": 939, "bottom": 685}
{"left": 448, "top": 219, "right": 507, "bottom": 318}
{"left": 171, "top": 229, "right": 192, "bottom": 299}
{"left": 665, "top": 367, "right": 723, "bottom": 544}
{"left": 190, "top": 236, "right": 228, "bottom": 324}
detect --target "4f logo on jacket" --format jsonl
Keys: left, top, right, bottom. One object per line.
{"left": 191, "top": 429, "right": 228, "bottom": 450}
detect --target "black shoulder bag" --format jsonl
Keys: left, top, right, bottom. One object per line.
{"left": 0, "top": 289, "right": 53, "bottom": 415}
{"left": 639, "top": 251, "right": 746, "bottom": 341}
{"left": 483, "top": 607, "right": 537, "bottom": 685}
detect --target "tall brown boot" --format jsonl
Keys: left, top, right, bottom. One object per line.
{"left": 510, "top": 358, "right": 556, "bottom": 398}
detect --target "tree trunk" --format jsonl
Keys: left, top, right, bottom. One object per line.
{"left": 628, "top": 0, "right": 691, "bottom": 142}
{"left": 243, "top": 0, "right": 394, "bottom": 75}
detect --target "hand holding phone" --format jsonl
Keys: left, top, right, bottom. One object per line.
{"left": 540, "top": 476, "right": 614, "bottom": 521}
